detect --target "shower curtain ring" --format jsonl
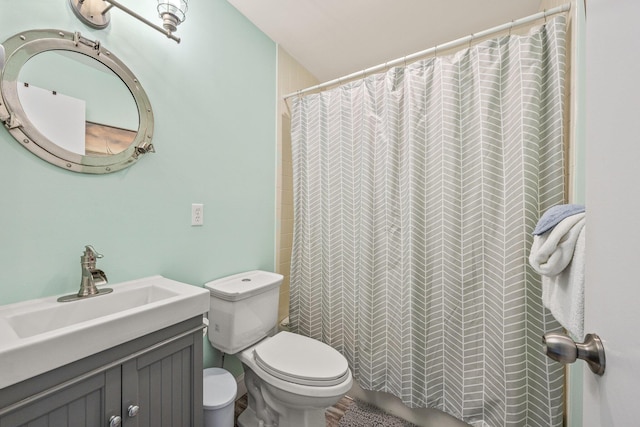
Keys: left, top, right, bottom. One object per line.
{"left": 509, "top": 20, "right": 514, "bottom": 36}
{"left": 469, "top": 33, "right": 474, "bottom": 49}
{"left": 434, "top": 45, "right": 437, "bottom": 58}
{"left": 544, "top": 9, "right": 548, "bottom": 23}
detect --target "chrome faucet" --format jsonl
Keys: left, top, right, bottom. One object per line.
{"left": 58, "top": 245, "right": 113, "bottom": 302}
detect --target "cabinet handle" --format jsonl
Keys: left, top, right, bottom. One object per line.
{"left": 128, "top": 404, "right": 140, "bottom": 417}
{"left": 109, "top": 415, "right": 122, "bottom": 427}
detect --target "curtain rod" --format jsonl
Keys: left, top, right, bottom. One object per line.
{"left": 284, "top": 3, "right": 571, "bottom": 100}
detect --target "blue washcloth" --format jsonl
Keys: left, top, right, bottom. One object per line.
{"left": 533, "top": 204, "right": 585, "bottom": 235}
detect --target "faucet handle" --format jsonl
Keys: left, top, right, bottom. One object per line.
{"left": 84, "top": 245, "right": 104, "bottom": 259}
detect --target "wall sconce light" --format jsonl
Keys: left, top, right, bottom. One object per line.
{"left": 69, "top": 0, "right": 188, "bottom": 43}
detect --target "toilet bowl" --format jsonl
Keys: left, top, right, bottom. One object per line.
{"left": 204, "top": 271, "right": 353, "bottom": 427}
{"left": 237, "top": 332, "right": 353, "bottom": 427}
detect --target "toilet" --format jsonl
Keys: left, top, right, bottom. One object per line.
{"left": 204, "top": 270, "right": 353, "bottom": 427}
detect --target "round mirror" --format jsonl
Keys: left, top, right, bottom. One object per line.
{"left": 0, "top": 29, "right": 154, "bottom": 173}
{"left": 18, "top": 50, "right": 139, "bottom": 157}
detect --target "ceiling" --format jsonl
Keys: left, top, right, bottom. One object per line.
{"left": 227, "top": 0, "right": 543, "bottom": 83}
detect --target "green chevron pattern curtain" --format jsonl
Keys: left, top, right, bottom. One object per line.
{"left": 290, "top": 16, "right": 566, "bottom": 427}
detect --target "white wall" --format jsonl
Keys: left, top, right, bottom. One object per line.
{"left": 583, "top": 0, "right": 640, "bottom": 424}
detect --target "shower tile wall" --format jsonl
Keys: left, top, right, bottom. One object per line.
{"left": 276, "top": 47, "right": 319, "bottom": 322}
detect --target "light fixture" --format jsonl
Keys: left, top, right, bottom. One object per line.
{"left": 157, "top": 1, "right": 188, "bottom": 33}
{"left": 69, "top": 0, "right": 188, "bottom": 43}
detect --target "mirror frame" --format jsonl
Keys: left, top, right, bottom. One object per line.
{"left": 0, "top": 29, "right": 154, "bottom": 174}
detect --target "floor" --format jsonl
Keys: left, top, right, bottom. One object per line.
{"left": 234, "top": 394, "right": 354, "bottom": 427}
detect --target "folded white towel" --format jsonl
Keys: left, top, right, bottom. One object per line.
{"left": 529, "top": 213, "right": 586, "bottom": 339}
{"left": 541, "top": 225, "right": 585, "bottom": 339}
{"left": 529, "top": 212, "right": 585, "bottom": 276}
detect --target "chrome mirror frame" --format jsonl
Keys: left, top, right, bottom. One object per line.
{"left": 0, "top": 29, "right": 154, "bottom": 174}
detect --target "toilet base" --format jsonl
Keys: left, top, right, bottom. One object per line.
{"left": 237, "top": 407, "right": 259, "bottom": 427}
{"left": 237, "top": 405, "right": 327, "bottom": 427}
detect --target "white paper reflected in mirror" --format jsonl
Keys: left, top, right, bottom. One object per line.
{"left": 17, "top": 83, "right": 86, "bottom": 155}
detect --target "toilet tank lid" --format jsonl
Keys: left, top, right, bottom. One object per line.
{"left": 204, "top": 270, "right": 283, "bottom": 301}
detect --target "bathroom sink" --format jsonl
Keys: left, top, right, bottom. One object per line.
{"left": 0, "top": 276, "right": 209, "bottom": 389}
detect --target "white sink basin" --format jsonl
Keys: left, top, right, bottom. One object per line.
{"left": 0, "top": 276, "right": 209, "bottom": 389}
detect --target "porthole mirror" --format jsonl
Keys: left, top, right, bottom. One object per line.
{"left": 0, "top": 29, "right": 154, "bottom": 174}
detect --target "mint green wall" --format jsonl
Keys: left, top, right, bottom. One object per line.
{"left": 0, "top": 0, "right": 276, "bottom": 374}
{"left": 567, "top": 2, "right": 586, "bottom": 426}
{"left": 572, "top": 1, "right": 587, "bottom": 207}
{"left": 567, "top": 0, "right": 588, "bottom": 427}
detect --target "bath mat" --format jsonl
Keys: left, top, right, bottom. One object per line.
{"left": 337, "top": 399, "right": 418, "bottom": 427}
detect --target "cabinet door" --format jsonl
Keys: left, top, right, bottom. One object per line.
{"left": 0, "top": 367, "right": 120, "bottom": 427}
{"left": 121, "top": 333, "right": 202, "bottom": 427}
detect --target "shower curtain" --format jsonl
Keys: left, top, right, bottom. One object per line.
{"left": 290, "top": 16, "right": 566, "bottom": 427}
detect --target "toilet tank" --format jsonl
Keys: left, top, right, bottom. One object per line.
{"left": 204, "top": 271, "right": 283, "bottom": 354}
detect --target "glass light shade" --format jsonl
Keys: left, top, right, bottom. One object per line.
{"left": 157, "top": 0, "right": 188, "bottom": 33}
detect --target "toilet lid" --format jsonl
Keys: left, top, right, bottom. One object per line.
{"left": 253, "top": 332, "right": 349, "bottom": 387}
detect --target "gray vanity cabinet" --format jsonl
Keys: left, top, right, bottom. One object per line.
{"left": 0, "top": 367, "right": 120, "bottom": 427}
{"left": 0, "top": 317, "right": 203, "bottom": 427}
{"left": 121, "top": 332, "right": 200, "bottom": 426}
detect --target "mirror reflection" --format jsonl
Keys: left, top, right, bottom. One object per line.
{"left": 17, "top": 50, "right": 139, "bottom": 157}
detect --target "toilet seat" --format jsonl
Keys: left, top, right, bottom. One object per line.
{"left": 253, "top": 332, "right": 349, "bottom": 387}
